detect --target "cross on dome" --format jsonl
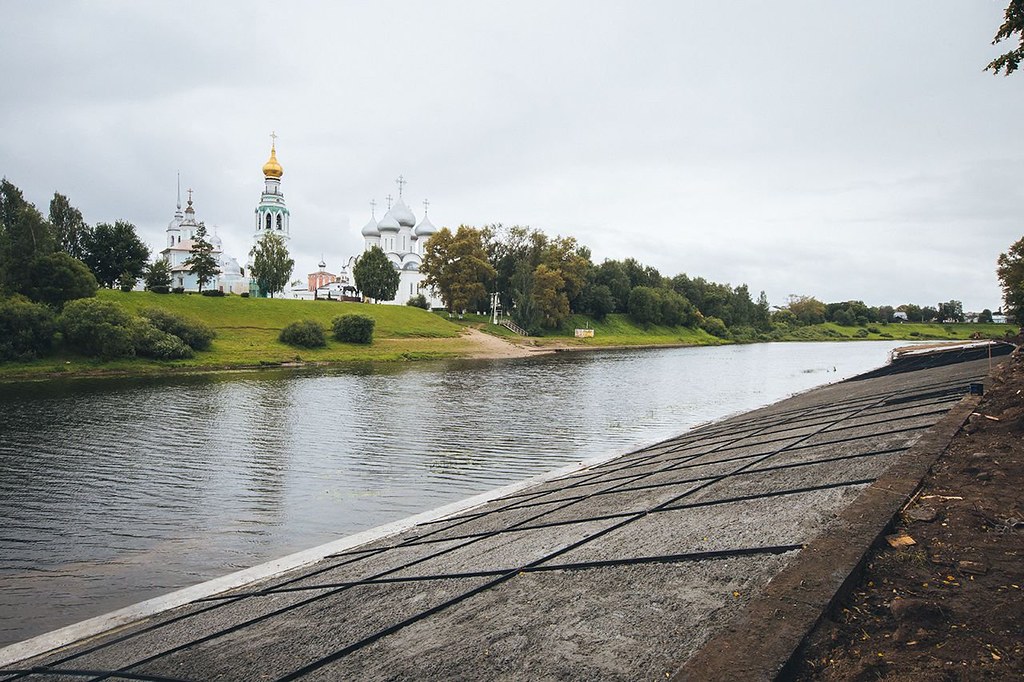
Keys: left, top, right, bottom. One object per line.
{"left": 385, "top": 194, "right": 393, "bottom": 210}
{"left": 395, "top": 175, "right": 406, "bottom": 198}
{"left": 270, "top": 130, "right": 278, "bottom": 148}
{"left": 369, "top": 198, "right": 377, "bottom": 217}
{"left": 422, "top": 198, "right": 430, "bottom": 216}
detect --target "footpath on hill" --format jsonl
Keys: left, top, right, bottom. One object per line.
{"left": 792, "top": 347, "right": 1023, "bottom": 680}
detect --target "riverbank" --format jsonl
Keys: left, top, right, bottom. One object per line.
{"left": 0, "top": 290, "right": 1015, "bottom": 382}
{"left": 790, "top": 347, "right": 1024, "bottom": 680}
{"left": 0, "top": 342, "right": 999, "bottom": 677}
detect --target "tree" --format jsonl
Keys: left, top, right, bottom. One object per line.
{"left": 249, "top": 232, "right": 294, "bottom": 298}
{"left": 997, "top": 235, "right": 1024, "bottom": 323}
{"left": 628, "top": 286, "right": 661, "bottom": 327}
{"left": 421, "top": 226, "right": 495, "bottom": 313}
{"left": 938, "top": 300, "right": 965, "bottom": 323}
{"left": 24, "top": 252, "right": 97, "bottom": 309}
{"left": 183, "top": 222, "right": 219, "bottom": 293}
{"left": 1, "top": 179, "right": 55, "bottom": 295}
{"left": 578, "top": 283, "right": 615, "bottom": 321}
{"left": 786, "top": 295, "right": 826, "bottom": 325}
{"left": 49, "top": 192, "right": 90, "bottom": 260}
{"left": 144, "top": 257, "right": 172, "bottom": 292}
{"left": 82, "top": 220, "right": 149, "bottom": 288}
{"left": 353, "top": 245, "right": 400, "bottom": 303}
{"left": 531, "top": 264, "right": 570, "bottom": 329}
{"left": 979, "top": 308, "right": 995, "bottom": 324}
{"left": 986, "top": 0, "right": 1024, "bottom": 76}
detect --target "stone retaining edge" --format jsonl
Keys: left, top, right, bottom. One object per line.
{"left": 670, "top": 393, "right": 982, "bottom": 682}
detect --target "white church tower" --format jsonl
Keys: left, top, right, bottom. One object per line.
{"left": 254, "top": 133, "right": 290, "bottom": 245}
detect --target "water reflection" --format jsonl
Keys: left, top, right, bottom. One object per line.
{"left": 0, "top": 342, "right": 906, "bottom": 647}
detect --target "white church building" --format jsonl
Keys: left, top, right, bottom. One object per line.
{"left": 343, "top": 176, "right": 443, "bottom": 307}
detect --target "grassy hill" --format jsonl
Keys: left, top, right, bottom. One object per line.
{"left": 1, "top": 291, "right": 471, "bottom": 380}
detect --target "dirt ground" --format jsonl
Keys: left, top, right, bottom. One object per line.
{"left": 792, "top": 347, "right": 1024, "bottom": 681}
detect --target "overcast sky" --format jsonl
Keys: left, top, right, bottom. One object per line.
{"left": 2, "top": 1, "right": 1021, "bottom": 311}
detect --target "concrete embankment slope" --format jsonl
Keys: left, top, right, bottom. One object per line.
{"left": 0, "top": 353, "right": 1000, "bottom": 681}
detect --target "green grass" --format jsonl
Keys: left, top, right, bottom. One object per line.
{"left": 0, "top": 291, "right": 471, "bottom": 381}
{"left": 778, "top": 321, "right": 1013, "bottom": 342}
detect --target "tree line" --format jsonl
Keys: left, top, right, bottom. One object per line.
{"left": 418, "top": 224, "right": 1022, "bottom": 336}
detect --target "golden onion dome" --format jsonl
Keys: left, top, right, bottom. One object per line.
{"left": 262, "top": 145, "right": 283, "bottom": 178}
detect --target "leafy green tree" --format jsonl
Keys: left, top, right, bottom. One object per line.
{"left": 754, "top": 290, "right": 771, "bottom": 331}
{"left": 938, "top": 300, "right": 965, "bottom": 323}
{"left": 24, "top": 252, "right": 97, "bottom": 309}
{"left": 49, "top": 192, "right": 90, "bottom": 260}
{"left": 997, "top": 235, "right": 1024, "bottom": 323}
{"left": 1, "top": 179, "right": 55, "bottom": 295}
{"left": 249, "top": 232, "right": 294, "bottom": 298}
{"left": 82, "top": 220, "right": 149, "bottom": 288}
{"left": 920, "top": 306, "right": 939, "bottom": 323}
{"left": 406, "top": 293, "right": 429, "bottom": 309}
{"left": 877, "top": 305, "right": 894, "bottom": 323}
{"left": 183, "top": 222, "right": 218, "bottom": 293}
{"left": 421, "top": 226, "right": 495, "bottom": 313}
{"left": 986, "top": 0, "right": 1024, "bottom": 75}
{"left": 595, "top": 260, "right": 632, "bottom": 312}
{"left": 628, "top": 286, "right": 661, "bottom": 327}
{"left": 979, "top": 308, "right": 995, "bottom": 324}
{"left": 353, "top": 245, "right": 400, "bottom": 303}
{"left": 578, "top": 283, "right": 615, "bottom": 321}
{"left": 786, "top": 295, "right": 826, "bottom": 325}
{"left": 145, "top": 258, "right": 172, "bottom": 292}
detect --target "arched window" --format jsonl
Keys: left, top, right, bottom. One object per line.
{"left": 276, "top": 214, "right": 283, "bottom": 230}
{"left": 265, "top": 214, "right": 272, "bottom": 230}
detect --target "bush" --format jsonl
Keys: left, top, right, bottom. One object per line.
{"left": 240, "top": 292, "right": 250, "bottom": 298}
{"left": 172, "top": 287, "right": 185, "bottom": 294}
{"left": 139, "top": 308, "right": 215, "bottom": 350}
{"left": 130, "top": 320, "right": 193, "bottom": 360}
{"left": 60, "top": 298, "right": 136, "bottom": 359}
{"left": 700, "top": 316, "right": 730, "bottom": 338}
{"left": 279, "top": 320, "right": 327, "bottom": 348}
{"left": 23, "top": 252, "right": 98, "bottom": 309}
{"left": 866, "top": 326, "right": 880, "bottom": 334}
{"left": 406, "top": 294, "right": 429, "bottom": 309}
{"left": 201, "top": 289, "right": 226, "bottom": 297}
{"left": 150, "top": 285, "right": 170, "bottom": 294}
{"left": 332, "top": 314, "right": 375, "bottom": 344}
{"left": 854, "top": 328, "right": 869, "bottom": 338}
{"left": 0, "top": 297, "right": 57, "bottom": 361}
{"left": 909, "top": 331, "right": 921, "bottom": 337}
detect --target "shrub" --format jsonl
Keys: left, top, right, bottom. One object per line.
{"left": 854, "top": 328, "right": 869, "bottom": 338}
{"left": 130, "top": 319, "right": 193, "bottom": 360}
{"left": 909, "top": 331, "right": 921, "bottom": 337}
{"left": 139, "top": 308, "right": 215, "bottom": 350}
{"left": 866, "top": 326, "right": 880, "bottom": 334}
{"left": 201, "top": 289, "right": 226, "bottom": 297}
{"left": 406, "top": 293, "right": 429, "bottom": 309}
{"left": 279, "top": 320, "right": 327, "bottom": 348}
{"left": 60, "top": 298, "right": 135, "bottom": 359}
{"left": 700, "top": 316, "right": 730, "bottom": 339}
{"left": 0, "top": 297, "right": 57, "bottom": 361}
{"left": 332, "top": 314, "right": 375, "bottom": 344}
{"left": 240, "top": 292, "right": 250, "bottom": 298}
{"left": 171, "top": 287, "right": 185, "bottom": 294}
{"left": 23, "top": 252, "right": 98, "bottom": 309}
{"left": 150, "top": 285, "right": 170, "bottom": 294}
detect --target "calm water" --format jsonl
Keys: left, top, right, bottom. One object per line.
{"left": 0, "top": 342, "right": 907, "bottom": 647}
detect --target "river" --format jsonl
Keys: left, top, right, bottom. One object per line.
{"left": 0, "top": 341, "right": 908, "bottom": 648}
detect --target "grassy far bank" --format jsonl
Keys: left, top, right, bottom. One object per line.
{"left": 447, "top": 311, "right": 1015, "bottom": 347}
{"left": 0, "top": 291, "right": 471, "bottom": 380}
{"left": 1, "top": 292, "right": 1016, "bottom": 382}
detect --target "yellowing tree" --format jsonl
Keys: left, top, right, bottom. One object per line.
{"left": 421, "top": 226, "right": 496, "bottom": 314}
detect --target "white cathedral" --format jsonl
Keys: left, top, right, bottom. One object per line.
{"left": 337, "top": 176, "right": 442, "bottom": 307}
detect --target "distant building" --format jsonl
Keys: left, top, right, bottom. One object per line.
{"left": 892, "top": 311, "right": 908, "bottom": 322}
{"left": 343, "top": 176, "right": 442, "bottom": 307}
{"left": 249, "top": 137, "right": 293, "bottom": 297}
{"left": 159, "top": 187, "right": 247, "bottom": 294}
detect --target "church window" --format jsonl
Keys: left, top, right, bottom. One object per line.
{"left": 276, "top": 214, "right": 283, "bottom": 230}
{"left": 265, "top": 214, "right": 272, "bottom": 230}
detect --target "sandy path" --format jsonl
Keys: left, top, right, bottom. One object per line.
{"left": 459, "top": 327, "right": 546, "bottom": 359}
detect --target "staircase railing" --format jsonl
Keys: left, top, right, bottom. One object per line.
{"left": 500, "top": 318, "right": 528, "bottom": 336}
